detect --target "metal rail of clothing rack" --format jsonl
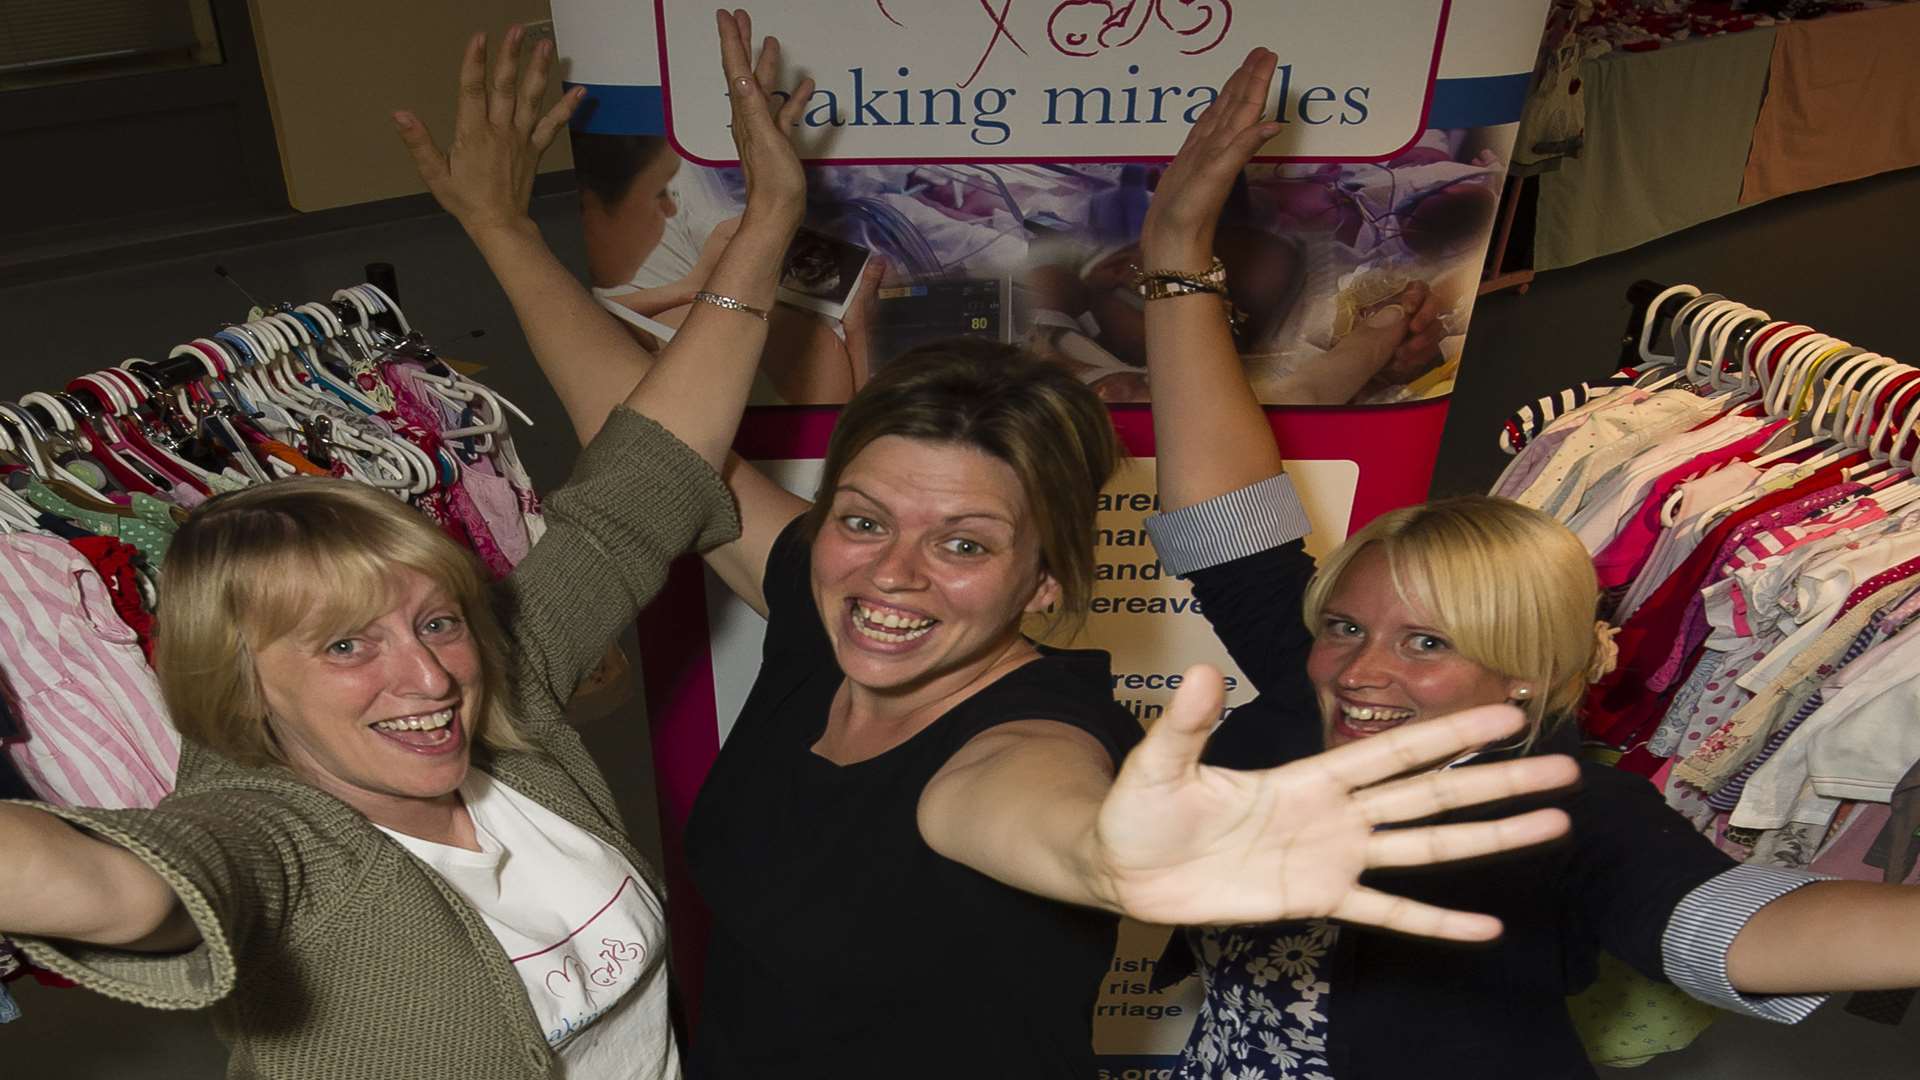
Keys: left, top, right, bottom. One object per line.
{"left": 14, "top": 261, "right": 405, "bottom": 432}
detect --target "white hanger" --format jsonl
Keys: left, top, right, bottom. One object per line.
{"left": 1637, "top": 284, "right": 1701, "bottom": 366}
{"left": 1679, "top": 300, "right": 1744, "bottom": 385}
{"left": 1783, "top": 354, "right": 1895, "bottom": 481}
{"left": 0, "top": 400, "right": 104, "bottom": 496}
{"left": 1742, "top": 322, "right": 1797, "bottom": 392}
{"left": 352, "top": 283, "right": 413, "bottom": 334}
{"left": 1803, "top": 350, "right": 1881, "bottom": 435}
{"left": 1766, "top": 334, "right": 1844, "bottom": 418}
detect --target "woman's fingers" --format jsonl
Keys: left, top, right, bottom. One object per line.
{"left": 391, "top": 112, "right": 450, "bottom": 187}
{"left": 488, "top": 25, "right": 525, "bottom": 125}
{"left": 1355, "top": 754, "right": 1579, "bottom": 827}
{"left": 1365, "top": 807, "right": 1571, "bottom": 869}
{"left": 454, "top": 31, "right": 490, "bottom": 139}
{"left": 530, "top": 86, "right": 585, "bottom": 156}
{"left": 515, "top": 38, "right": 554, "bottom": 134}
{"left": 1114, "top": 664, "right": 1225, "bottom": 791}
{"left": 1311, "top": 703, "right": 1533, "bottom": 791}
{"left": 716, "top": 8, "right": 755, "bottom": 83}
{"left": 776, "top": 77, "right": 815, "bottom": 130}
{"left": 753, "top": 28, "right": 781, "bottom": 91}
{"left": 1328, "top": 884, "right": 1506, "bottom": 942}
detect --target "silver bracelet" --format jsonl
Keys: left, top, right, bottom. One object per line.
{"left": 693, "top": 291, "right": 770, "bottom": 321}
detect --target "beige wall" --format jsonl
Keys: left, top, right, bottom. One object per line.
{"left": 248, "top": 0, "right": 572, "bottom": 211}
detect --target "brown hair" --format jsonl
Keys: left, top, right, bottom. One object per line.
{"left": 154, "top": 477, "right": 529, "bottom": 768}
{"left": 802, "top": 339, "right": 1121, "bottom": 637}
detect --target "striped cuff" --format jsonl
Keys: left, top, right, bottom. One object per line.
{"left": 1143, "top": 473, "right": 1313, "bottom": 577}
{"left": 1661, "top": 864, "right": 1832, "bottom": 1023}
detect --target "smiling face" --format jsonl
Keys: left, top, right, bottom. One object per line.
{"left": 810, "top": 435, "right": 1060, "bottom": 702}
{"left": 251, "top": 569, "right": 483, "bottom": 822}
{"left": 1306, "top": 544, "right": 1521, "bottom": 748}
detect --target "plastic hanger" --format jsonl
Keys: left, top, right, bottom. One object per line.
{"left": 1636, "top": 284, "right": 1702, "bottom": 366}
{"left": 87, "top": 366, "right": 214, "bottom": 494}
{"left": 1744, "top": 322, "right": 1802, "bottom": 389}
{"left": 1677, "top": 300, "right": 1739, "bottom": 384}
{"left": 1767, "top": 335, "right": 1842, "bottom": 418}
{"left": 1710, "top": 312, "right": 1771, "bottom": 395}
{"left": 63, "top": 374, "right": 170, "bottom": 495}
{"left": 351, "top": 283, "right": 414, "bottom": 334}
{"left": 272, "top": 311, "right": 381, "bottom": 415}
{"left": 0, "top": 400, "right": 107, "bottom": 497}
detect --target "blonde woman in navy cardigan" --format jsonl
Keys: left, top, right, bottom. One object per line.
{"left": 1138, "top": 46, "right": 1920, "bottom": 1079}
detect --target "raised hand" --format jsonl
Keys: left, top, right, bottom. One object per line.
{"left": 1092, "top": 665, "right": 1577, "bottom": 940}
{"left": 715, "top": 8, "right": 814, "bottom": 226}
{"left": 393, "top": 26, "right": 582, "bottom": 239}
{"left": 1140, "top": 48, "right": 1283, "bottom": 264}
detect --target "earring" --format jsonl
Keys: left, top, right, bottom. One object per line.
{"left": 1512, "top": 686, "right": 1532, "bottom": 701}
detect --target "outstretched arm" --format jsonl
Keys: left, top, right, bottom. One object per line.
{"left": 1725, "top": 880, "right": 1920, "bottom": 994}
{"left": 919, "top": 666, "right": 1577, "bottom": 939}
{"left": 1, "top": 803, "right": 195, "bottom": 952}
{"left": 397, "top": 14, "right": 815, "bottom": 612}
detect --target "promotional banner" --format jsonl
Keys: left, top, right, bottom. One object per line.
{"left": 556, "top": 0, "right": 1552, "bottom": 1067}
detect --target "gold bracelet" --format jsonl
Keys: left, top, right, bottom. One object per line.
{"left": 1131, "top": 257, "right": 1228, "bottom": 301}
{"left": 693, "top": 291, "right": 770, "bottom": 321}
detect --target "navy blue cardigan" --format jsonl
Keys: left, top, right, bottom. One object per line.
{"left": 1153, "top": 540, "right": 1737, "bottom": 1079}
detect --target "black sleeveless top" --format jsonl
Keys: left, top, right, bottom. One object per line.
{"left": 685, "top": 520, "right": 1140, "bottom": 1079}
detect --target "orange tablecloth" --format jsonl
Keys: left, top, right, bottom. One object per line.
{"left": 1742, "top": 2, "right": 1920, "bottom": 204}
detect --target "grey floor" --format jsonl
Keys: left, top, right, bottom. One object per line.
{"left": 7, "top": 169, "right": 1920, "bottom": 1073}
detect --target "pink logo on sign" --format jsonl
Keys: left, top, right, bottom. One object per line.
{"left": 1046, "top": 0, "right": 1234, "bottom": 58}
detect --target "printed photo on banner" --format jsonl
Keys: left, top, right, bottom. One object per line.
{"left": 563, "top": 0, "right": 1533, "bottom": 407}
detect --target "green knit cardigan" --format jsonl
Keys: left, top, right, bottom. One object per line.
{"left": 14, "top": 408, "right": 740, "bottom": 1079}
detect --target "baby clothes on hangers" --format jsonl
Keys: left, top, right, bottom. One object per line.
{"left": 1489, "top": 386, "right": 1658, "bottom": 499}
{"left": 0, "top": 533, "right": 178, "bottom": 808}
{"left": 1671, "top": 575, "right": 1919, "bottom": 798}
{"left": 13, "top": 477, "right": 176, "bottom": 566}
{"left": 1731, "top": 595, "right": 1920, "bottom": 836}
{"left": 1589, "top": 421, "right": 1789, "bottom": 591}
{"left": 68, "top": 536, "right": 156, "bottom": 662}
{"left": 1535, "top": 392, "right": 1724, "bottom": 518}
{"left": 1616, "top": 461, "right": 1769, "bottom": 621}
{"left": 1708, "top": 585, "right": 1920, "bottom": 814}
{"left": 1585, "top": 465, "right": 1853, "bottom": 748}
{"left": 1651, "top": 509, "right": 1906, "bottom": 770}
{"left": 1498, "top": 376, "right": 1638, "bottom": 456}
{"left": 1566, "top": 415, "right": 1773, "bottom": 574}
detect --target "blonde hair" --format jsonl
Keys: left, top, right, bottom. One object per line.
{"left": 1302, "top": 495, "right": 1599, "bottom": 742}
{"left": 154, "top": 477, "right": 530, "bottom": 768}
{"left": 802, "top": 339, "right": 1121, "bottom": 638}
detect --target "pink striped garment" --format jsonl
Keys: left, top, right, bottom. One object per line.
{"left": 0, "top": 534, "right": 177, "bottom": 808}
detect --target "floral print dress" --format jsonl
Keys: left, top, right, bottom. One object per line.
{"left": 1178, "top": 921, "right": 1337, "bottom": 1080}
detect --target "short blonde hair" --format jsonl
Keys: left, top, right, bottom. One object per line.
{"left": 1302, "top": 495, "right": 1599, "bottom": 741}
{"left": 154, "top": 477, "right": 530, "bottom": 768}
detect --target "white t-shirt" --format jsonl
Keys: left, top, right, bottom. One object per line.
{"left": 381, "top": 772, "right": 677, "bottom": 1080}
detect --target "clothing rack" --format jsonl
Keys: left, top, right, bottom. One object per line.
{"left": 1495, "top": 281, "right": 1920, "bottom": 901}
{"left": 16, "top": 261, "right": 409, "bottom": 433}
{"left": 1618, "top": 278, "right": 1790, "bottom": 374}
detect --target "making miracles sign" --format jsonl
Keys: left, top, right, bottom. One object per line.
{"left": 653, "top": 0, "right": 1446, "bottom": 162}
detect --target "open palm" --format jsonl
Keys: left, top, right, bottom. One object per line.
{"left": 1094, "top": 666, "right": 1576, "bottom": 940}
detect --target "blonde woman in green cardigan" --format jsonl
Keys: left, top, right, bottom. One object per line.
{"left": 0, "top": 26, "right": 761, "bottom": 1080}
